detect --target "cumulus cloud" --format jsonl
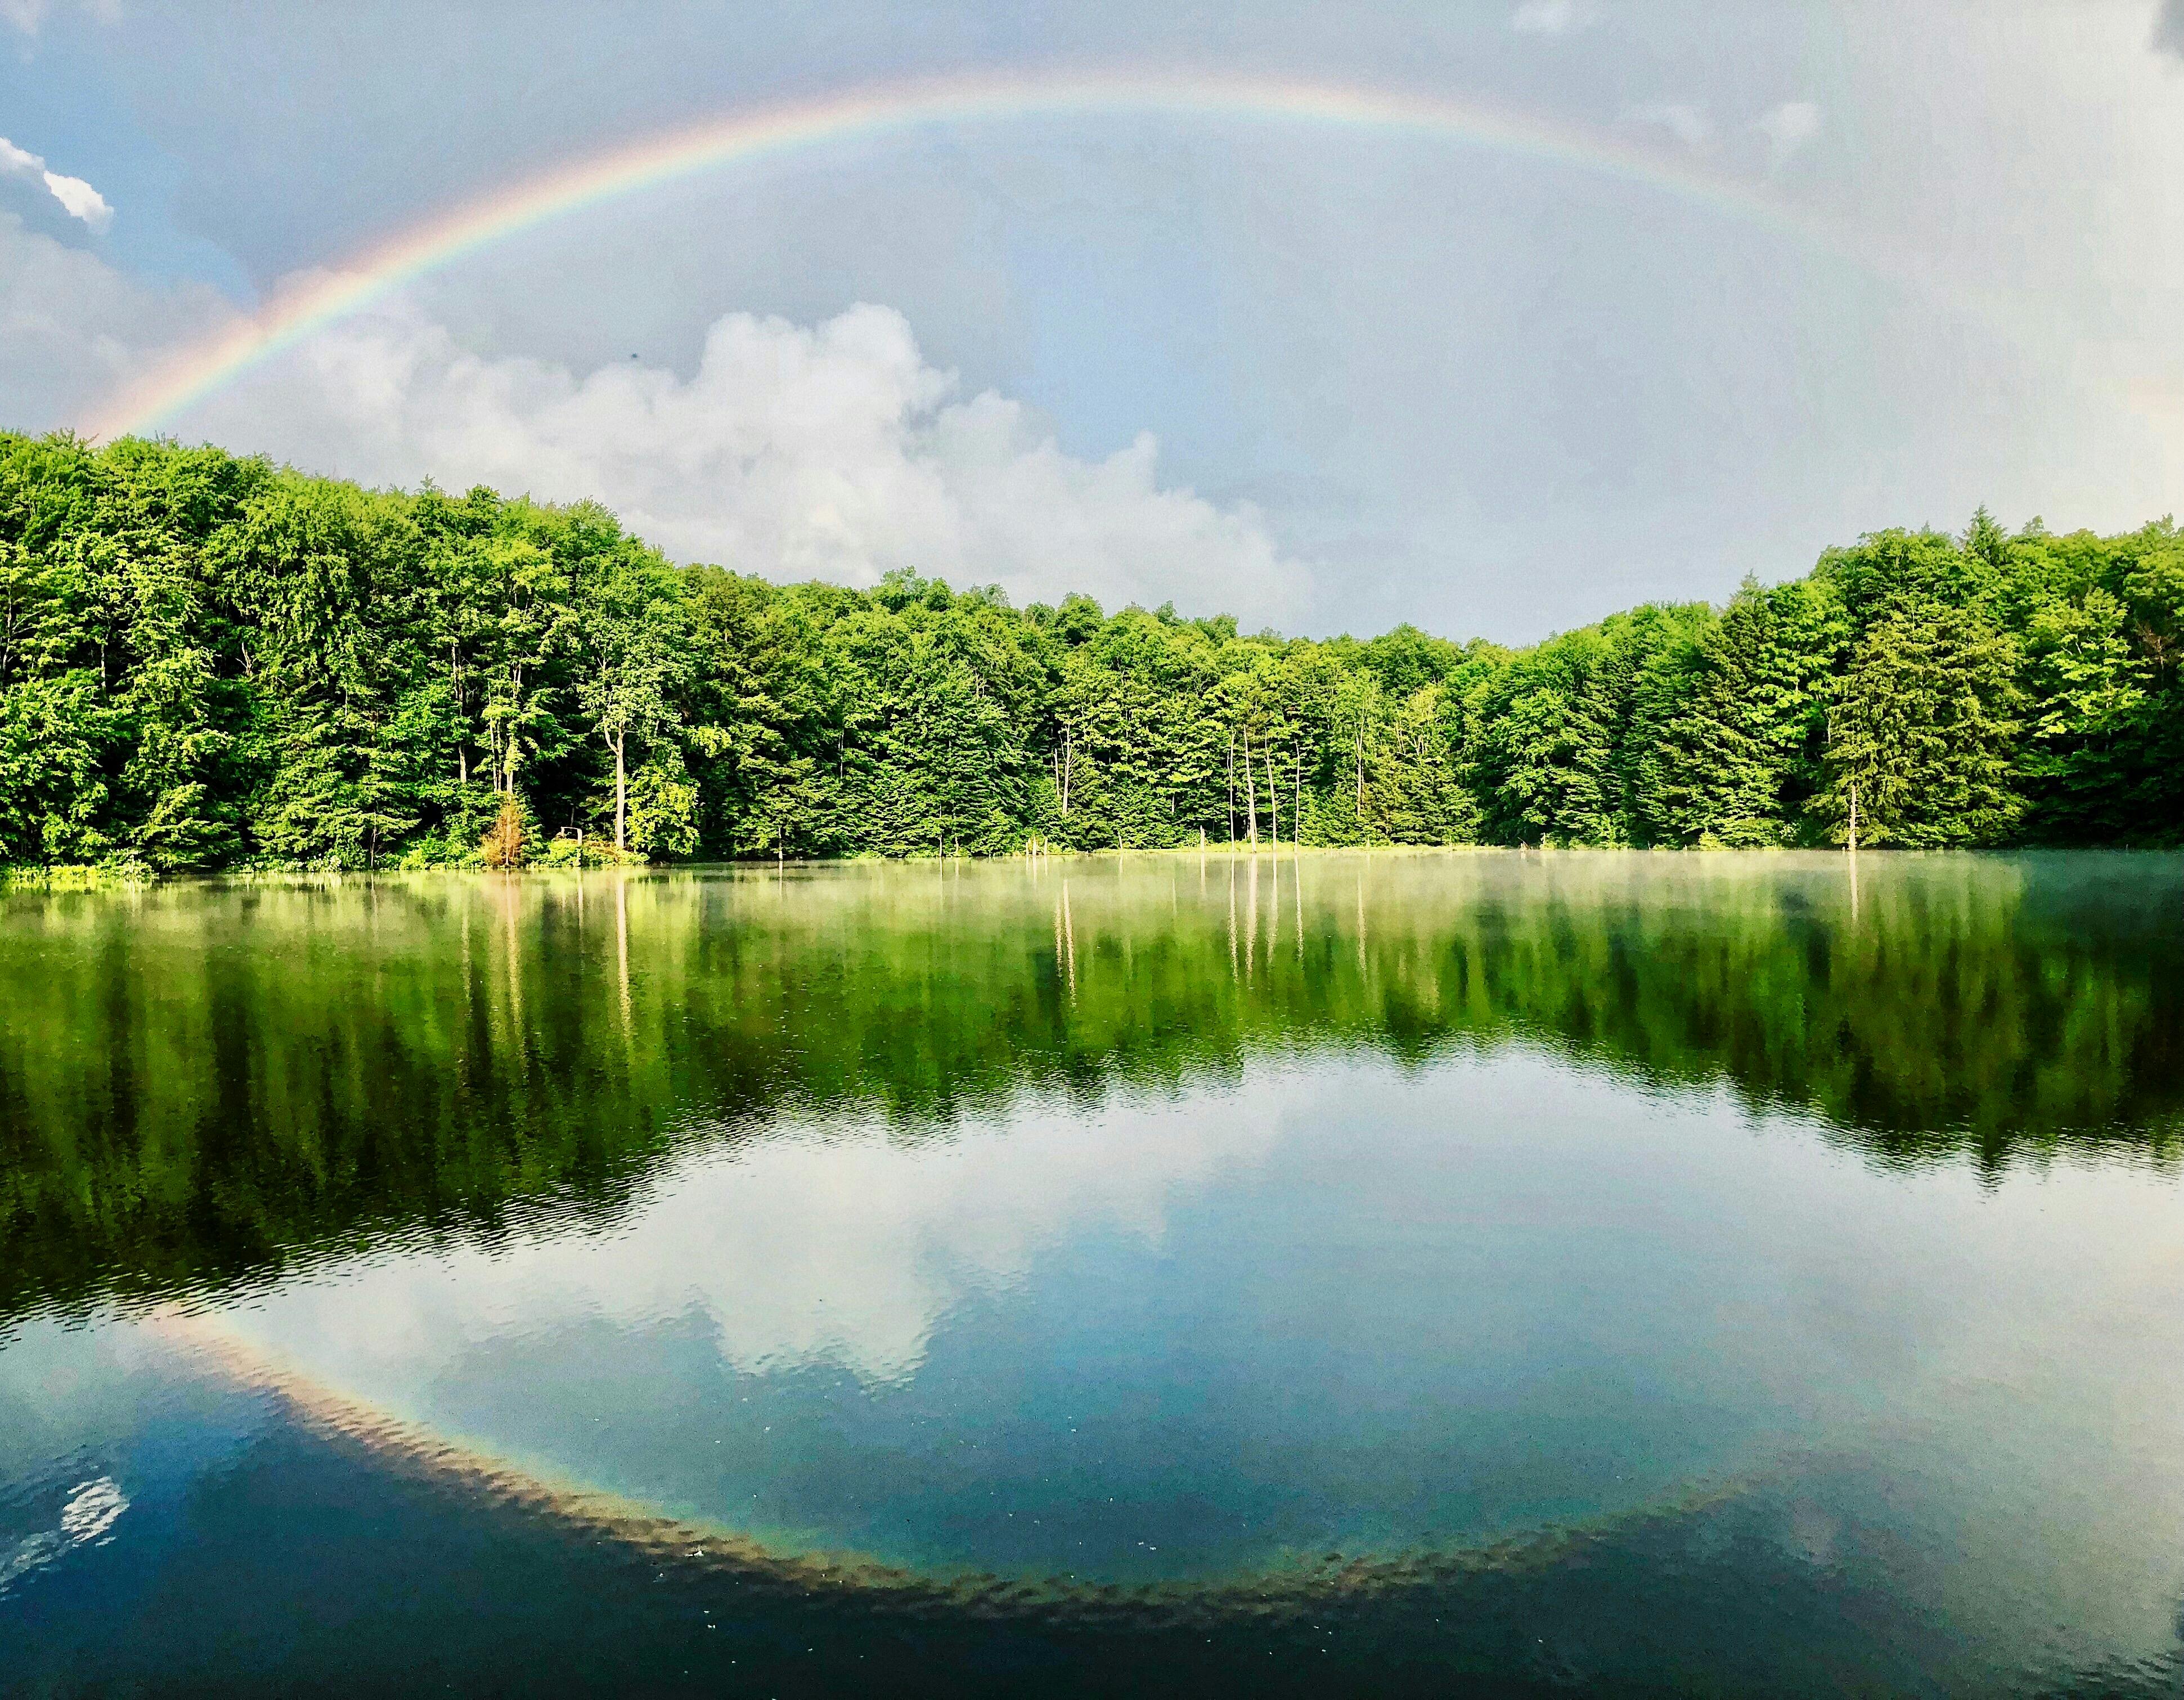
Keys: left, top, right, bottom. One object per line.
{"left": 1755, "top": 100, "right": 1823, "bottom": 169}
{"left": 1626, "top": 102, "right": 1711, "bottom": 149}
{"left": 181, "top": 292, "right": 1311, "bottom": 622}
{"left": 1509, "top": 0, "right": 1584, "bottom": 35}
{"left": 0, "top": 135, "right": 113, "bottom": 230}
{"left": 1, "top": 213, "right": 222, "bottom": 427}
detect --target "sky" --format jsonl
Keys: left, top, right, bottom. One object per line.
{"left": 2, "top": 0, "right": 2180, "bottom": 641}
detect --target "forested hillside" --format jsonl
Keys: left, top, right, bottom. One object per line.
{"left": 1, "top": 431, "right": 2177, "bottom": 869}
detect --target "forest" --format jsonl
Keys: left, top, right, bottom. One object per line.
{"left": 1, "top": 430, "right": 2178, "bottom": 870}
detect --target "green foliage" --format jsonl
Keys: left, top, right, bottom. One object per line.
{"left": 1, "top": 431, "right": 2178, "bottom": 866}
{"left": 1818, "top": 597, "right": 2023, "bottom": 847}
{"left": 1647, "top": 579, "right": 1846, "bottom": 847}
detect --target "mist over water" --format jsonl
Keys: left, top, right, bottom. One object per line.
{"left": 3, "top": 852, "right": 2182, "bottom": 1694}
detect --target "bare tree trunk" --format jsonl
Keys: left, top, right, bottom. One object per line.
{"left": 1354, "top": 721, "right": 1365, "bottom": 830}
{"left": 452, "top": 641, "right": 467, "bottom": 785}
{"left": 1244, "top": 734, "right": 1258, "bottom": 846}
{"left": 613, "top": 728, "right": 627, "bottom": 853}
{"left": 1268, "top": 739, "right": 1280, "bottom": 845}
{"left": 1227, "top": 733, "right": 1236, "bottom": 843}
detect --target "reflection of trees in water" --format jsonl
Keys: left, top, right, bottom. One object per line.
{"left": 4, "top": 852, "right": 2179, "bottom": 1321}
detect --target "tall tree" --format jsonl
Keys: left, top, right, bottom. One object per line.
{"left": 1816, "top": 597, "right": 2023, "bottom": 847}
{"left": 574, "top": 550, "right": 689, "bottom": 855}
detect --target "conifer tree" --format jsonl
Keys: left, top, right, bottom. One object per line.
{"left": 1817, "top": 597, "right": 2023, "bottom": 847}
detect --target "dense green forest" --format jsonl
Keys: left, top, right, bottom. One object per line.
{"left": 1, "top": 431, "right": 2177, "bottom": 870}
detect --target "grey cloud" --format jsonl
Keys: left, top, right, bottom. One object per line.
{"left": 1509, "top": 0, "right": 1584, "bottom": 35}
{"left": 1625, "top": 101, "right": 1711, "bottom": 148}
{"left": 0, "top": 214, "right": 219, "bottom": 429}
{"left": 2156, "top": 0, "right": 2184, "bottom": 57}
{"left": 1755, "top": 100, "right": 1822, "bottom": 169}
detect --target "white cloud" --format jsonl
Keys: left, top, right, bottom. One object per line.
{"left": 1755, "top": 100, "right": 1823, "bottom": 170}
{"left": 179, "top": 291, "right": 1311, "bottom": 622}
{"left": 36, "top": 168, "right": 110, "bottom": 227}
{"left": 1626, "top": 102, "right": 1711, "bottom": 149}
{"left": 0, "top": 134, "right": 113, "bottom": 230}
{"left": 1509, "top": 0, "right": 1584, "bottom": 35}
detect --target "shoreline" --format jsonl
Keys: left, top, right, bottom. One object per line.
{"left": 11, "top": 842, "right": 2178, "bottom": 888}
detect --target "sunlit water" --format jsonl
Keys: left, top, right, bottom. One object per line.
{"left": 3, "top": 852, "right": 2181, "bottom": 1695}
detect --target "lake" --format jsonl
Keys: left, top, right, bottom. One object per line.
{"left": 3, "top": 851, "right": 2181, "bottom": 1696}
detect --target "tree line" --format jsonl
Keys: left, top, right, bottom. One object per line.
{"left": 1, "top": 430, "right": 2178, "bottom": 869}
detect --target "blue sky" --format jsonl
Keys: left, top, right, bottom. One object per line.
{"left": 3, "top": 0, "right": 2181, "bottom": 638}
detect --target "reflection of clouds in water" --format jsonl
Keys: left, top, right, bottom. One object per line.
{"left": 0, "top": 1477, "right": 128, "bottom": 1596}
{"left": 242, "top": 1079, "right": 1287, "bottom": 1387}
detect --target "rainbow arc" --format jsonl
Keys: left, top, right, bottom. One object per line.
{"left": 84, "top": 70, "right": 1953, "bottom": 442}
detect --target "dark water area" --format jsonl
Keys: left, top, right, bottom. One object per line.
{"left": 2, "top": 851, "right": 2182, "bottom": 1695}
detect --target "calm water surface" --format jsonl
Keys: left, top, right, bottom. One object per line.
{"left": 2, "top": 852, "right": 2181, "bottom": 1696}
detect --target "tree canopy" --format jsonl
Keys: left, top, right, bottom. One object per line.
{"left": 2, "top": 436, "right": 2177, "bottom": 869}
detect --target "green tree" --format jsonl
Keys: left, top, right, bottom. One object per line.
{"left": 574, "top": 550, "right": 690, "bottom": 855}
{"left": 1, "top": 431, "right": 2177, "bottom": 869}
{"left": 1817, "top": 597, "right": 2023, "bottom": 847}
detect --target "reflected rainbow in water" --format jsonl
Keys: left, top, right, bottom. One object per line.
{"left": 4, "top": 852, "right": 2183, "bottom": 1694}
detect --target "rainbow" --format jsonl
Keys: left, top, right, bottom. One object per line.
{"left": 85, "top": 69, "right": 1924, "bottom": 440}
